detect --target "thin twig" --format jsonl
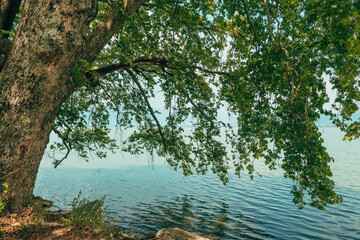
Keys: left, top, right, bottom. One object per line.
{"left": 126, "top": 69, "right": 168, "bottom": 152}
{"left": 52, "top": 127, "right": 72, "bottom": 168}
{"left": 242, "top": 0, "right": 261, "bottom": 43}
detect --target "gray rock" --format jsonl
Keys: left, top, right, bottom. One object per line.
{"left": 156, "top": 228, "right": 210, "bottom": 240}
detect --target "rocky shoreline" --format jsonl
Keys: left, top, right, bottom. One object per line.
{"left": 0, "top": 196, "right": 217, "bottom": 240}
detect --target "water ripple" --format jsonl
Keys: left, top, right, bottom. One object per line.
{"left": 34, "top": 166, "right": 360, "bottom": 240}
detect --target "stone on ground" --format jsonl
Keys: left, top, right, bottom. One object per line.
{"left": 156, "top": 228, "right": 210, "bottom": 240}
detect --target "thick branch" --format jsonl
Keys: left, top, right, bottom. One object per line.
{"left": 82, "top": 0, "right": 148, "bottom": 64}
{"left": 0, "top": 0, "right": 22, "bottom": 33}
{"left": 92, "top": 56, "right": 167, "bottom": 75}
{"left": 85, "top": 56, "right": 230, "bottom": 88}
{"left": 91, "top": 56, "right": 231, "bottom": 77}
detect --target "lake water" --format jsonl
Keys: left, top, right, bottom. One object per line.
{"left": 34, "top": 127, "right": 360, "bottom": 239}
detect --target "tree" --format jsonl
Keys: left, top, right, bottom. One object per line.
{"left": 0, "top": 0, "right": 359, "bottom": 212}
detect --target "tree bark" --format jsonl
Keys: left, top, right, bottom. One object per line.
{"left": 82, "top": 0, "right": 148, "bottom": 63}
{"left": 0, "top": 0, "right": 97, "bottom": 212}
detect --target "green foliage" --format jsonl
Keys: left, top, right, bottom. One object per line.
{"left": 0, "top": 30, "right": 14, "bottom": 38}
{"left": 45, "top": 0, "right": 359, "bottom": 209}
{"left": 0, "top": 182, "right": 9, "bottom": 214}
{"left": 50, "top": 60, "right": 118, "bottom": 164}
{"left": 64, "top": 192, "right": 106, "bottom": 233}
{"left": 63, "top": 192, "right": 123, "bottom": 238}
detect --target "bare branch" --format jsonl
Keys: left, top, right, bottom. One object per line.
{"left": 52, "top": 127, "right": 72, "bottom": 168}
{"left": 53, "top": 146, "right": 71, "bottom": 169}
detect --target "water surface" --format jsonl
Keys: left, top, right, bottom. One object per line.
{"left": 34, "top": 127, "right": 360, "bottom": 239}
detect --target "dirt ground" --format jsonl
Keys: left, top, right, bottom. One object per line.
{"left": 0, "top": 197, "right": 147, "bottom": 240}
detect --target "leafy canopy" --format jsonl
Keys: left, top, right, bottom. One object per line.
{"left": 45, "top": 0, "right": 359, "bottom": 209}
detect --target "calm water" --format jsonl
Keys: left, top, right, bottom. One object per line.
{"left": 34, "top": 127, "right": 360, "bottom": 239}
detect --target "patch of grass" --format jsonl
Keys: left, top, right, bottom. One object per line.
{"left": 63, "top": 191, "right": 124, "bottom": 239}
{"left": 64, "top": 191, "right": 105, "bottom": 231}
{"left": 18, "top": 217, "right": 43, "bottom": 239}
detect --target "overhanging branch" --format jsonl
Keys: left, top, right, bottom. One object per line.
{"left": 91, "top": 56, "right": 231, "bottom": 77}
{"left": 92, "top": 56, "right": 167, "bottom": 75}
{"left": 126, "top": 69, "right": 168, "bottom": 152}
{"left": 51, "top": 127, "right": 72, "bottom": 168}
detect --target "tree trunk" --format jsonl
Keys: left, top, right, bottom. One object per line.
{"left": 0, "top": 0, "right": 97, "bottom": 212}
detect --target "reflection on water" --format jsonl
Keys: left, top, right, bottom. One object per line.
{"left": 34, "top": 166, "right": 360, "bottom": 240}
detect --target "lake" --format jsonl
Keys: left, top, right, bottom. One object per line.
{"left": 34, "top": 127, "right": 360, "bottom": 239}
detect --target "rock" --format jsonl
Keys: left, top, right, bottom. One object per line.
{"left": 44, "top": 212, "right": 62, "bottom": 222}
{"left": 147, "top": 231, "right": 156, "bottom": 238}
{"left": 32, "top": 196, "right": 53, "bottom": 208}
{"left": 126, "top": 234, "right": 143, "bottom": 239}
{"left": 156, "top": 228, "right": 211, "bottom": 240}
